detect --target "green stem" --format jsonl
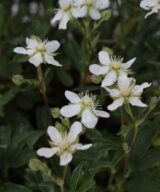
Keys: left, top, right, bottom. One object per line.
{"left": 37, "top": 65, "right": 51, "bottom": 125}
{"left": 60, "top": 165, "right": 68, "bottom": 192}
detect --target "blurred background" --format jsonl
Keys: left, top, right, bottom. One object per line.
{"left": 0, "top": 0, "right": 160, "bottom": 191}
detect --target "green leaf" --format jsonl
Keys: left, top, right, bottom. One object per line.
{"left": 69, "top": 163, "right": 84, "bottom": 192}
{"left": 134, "top": 148, "right": 160, "bottom": 170}
{"left": 0, "top": 87, "right": 19, "bottom": 107}
{"left": 88, "top": 161, "right": 112, "bottom": 176}
{"left": 3, "top": 183, "right": 32, "bottom": 192}
{"left": 127, "top": 177, "right": 160, "bottom": 192}
{"left": 77, "top": 178, "right": 95, "bottom": 192}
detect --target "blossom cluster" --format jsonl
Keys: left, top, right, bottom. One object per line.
{"left": 51, "top": 0, "right": 110, "bottom": 29}
{"left": 13, "top": 0, "right": 152, "bottom": 166}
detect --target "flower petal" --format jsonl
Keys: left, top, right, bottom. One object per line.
{"left": 47, "top": 126, "right": 62, "bottom": 143}
{"left": 132, "top": 82, "right": 151, "bottom": 95}
{"left": 129, "top": 97, "right": 147, "bottom": 107}
{"left": 94, "top": 110, "right": 110, "bottom": 118}
{"left": 105, "top": 88, "right": 120, "bottom": 97}
{"left": 59, "top": 13, "right": 70, "bottom": 30}
{"left": 45, "top": 40, "right": 60, "bottom": 53}
{"left": 13, "top": 47, "right": 28, "bottom": 54}
{"left": 51, "top": 10, "right": 63, "bottom": 24}
{"left": 60, "top": 104, "right": 81, "bottom": 118}
{"left": 95, "top": 0, "right": 110, "bottom": 10}
{"left": 37, "top": 147, "right": 58, "bottom": 158}
{"left": 89, "top": 64, "right": 109, "bottom": 75}
{"left": 26, "top": 37, "right": 38, "bottom": 48}
{"left": 90, "top": 9, "right": 101, "bottom": 20}
{"left": 81, "top": 109, "right": 98, "bottom": 129}
{"left": 29, "top": 52, "right": 43, "bottom": 67}
{"left": 99, "top": 51, "right": 110, "bottom": 65}
{"left": 76, "top": 143, "right": 92, "bottom": 150}
{"left": 101, "top": 71, "right": 117, "bottom": 87}
{"left": 60, "top": 152, "right": 73, "bottom": 166}
{"left": 65, "top": 90, "right": 80, "bottom": 103}
{"left": 67, "top": 121, "right": 82, "bottom": 142}
{"left": 45, "top": 54, "right": 62, "bottom": 66}
{"left": 121, "top": 57, "right": 136, "bottom": 69}
{"left": 108, "top": 98, "right": 124, "bottom": 111}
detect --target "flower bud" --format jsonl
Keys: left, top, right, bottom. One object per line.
{"left": 51, "top": 108, "right": 60, "bottom": 118}
{"left": 12, "top": 75, "right": 24, "bottom": 86}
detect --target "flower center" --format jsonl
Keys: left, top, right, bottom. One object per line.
{"left": 36, "top": 43, "right": 46, "bottom": 52}
{"left": 62, "top": 3, "right": 72, "bottom": 11}
{"left": 111, "top": 61, "right": 121, "bottom": 70}
{"left": 121, "top": 90, "right": 131, "bottom": 98}
{"left": 86, "top": 0, "right": 93, "bottom": 7}
{"left": 59, "top": 140, "right": 70, "bottom": 153}
{"left": 81, "top": 97, "right": 94, "bottom": 108}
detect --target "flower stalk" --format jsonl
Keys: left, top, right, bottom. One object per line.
{"left": 37, "top": 65, "right": 51, "bottom": 125}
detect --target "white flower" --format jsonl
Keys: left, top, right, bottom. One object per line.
{"left": 140, "top": 0, "right": 160, "bottom": 18}
{"left": 81, "top": 0, "right": 110, "bottom": 20}
{"left": 106, "top": 75, "right": 151, "bottom": 111}
{"left": 37, "top": 122, "right": 92, "bottom": 166}
{"left": 14, "top": 36, "right": 61, "bottom": 67}
{"left": 60, "top": 91, "right": 110, "bottom": 129}
{"left": 89, "top": 51, "right": 136, "bottom": 87}
{"left": 51, "top": 0, "right": 84, "bottom": 30}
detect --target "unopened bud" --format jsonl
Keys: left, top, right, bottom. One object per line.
{"left": 12, "top": 75, "right": 24, "bottom": 86}
{"left": 51, "top": 108, "right": 60, "bottom": 118}
{"left": 102, "top": 10, "right": 111, "bottom": 21}
{"left": 149, "top": 97, "right": 159, "bottom": 110}
{"left": 91, "top": 75, "right": 102, "bottom": 84}
{"left": 29, "top": 158, "right": 48, "bottom": 172}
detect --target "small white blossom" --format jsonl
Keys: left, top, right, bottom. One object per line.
{"left": 37, "top": 122, "right": 92, "bottom": 166}
{"left": 81, "top": 0, "right": 110, "bottom": 20}
{"left": 14, "top": 36, "right": 61, "bottom": 67}
{"left": 51, "top": 0, "right": 84, "bottom": 30}
{"left": 140, "top": 0, "right": 160, "bottom": 18}
{"left": 106, "top": 75, "right": 151, "bottom": 111}
{"left": 60, "top": 91, "right": 110, "bottom": 129}
{"left": 89, "top": 51, "right": 136, "bottom": 87}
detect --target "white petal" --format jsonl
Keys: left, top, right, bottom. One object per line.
{"left": 47, "top": 126, "right": 62, "bottom": 143}
{"left": 118, "top": 75, "right": 133, "bottom": 91}
{"left": 60, "top": 104, "right": 81, "bottom": 118}
{"left": 121, "top": 57, "right": 136, "bottom": 69}
{"left": 95, "top": 0, "right": 110, "bottom": 10}
{"left": 67, "top": 121, "right": 82, "bottom": 142}
{"left": 132, "top": 82, "right": 151, "bottom": 95}
{"left": 45, "top": 40, "right": 60, "bottom": 53}
{"left": 59, "top": 14, "right": 70, "bottom": 30}
{"left": 90, "top": 9, "right": 101, "bottom": 20}
{"left": 99, "top": 51, "right": 111, "bottom": 65}
{"left": 51, "top": 10, "right": 63, "bottom": 24}
{"left": 108, "top": 98, "right": 124, "bottom": 111}
{"left": 75, "top": 143, "right": 92, "bottom": 150}
{"left": 60, "top": 152, "right": 73, "bottom": 166}
{"left": 45, "top": 54, "right": 62, "bottom": 66}
{"left": 71, "top": 7, "right": 81, "bottom": 18}
{"left": 94, "top": 110, "right": 110, "bottom": 118}
{"left": 13, "top": 47, "right": 28, "bottom": 54}
{"left": 37, "top": 147, "right": 58, "bottom": 158}
{"left": 140, "top": 0, "right": 157, "bottom": 10}
{"left": 29, "top": 53, "right": 43, "bottom": 67}
{"left": 26, "top": 37, "right": 38, "bottom": 49}
{"left": 65, "top": 90, "right": 80, "bottom": 103}
{"left": 105, "top": 88, "right": 120, "bottom": 97}
{"left": 101, "top": 71, "right": 117, "bottom": 87}
{"left": 81, "top": 109, "right": 98, "bottom": 129}
{"left": 129, "top": 97, "right": 147, "bottom": 107}
{"left": 89, "top": 64, "right": 109, "bottom": 75}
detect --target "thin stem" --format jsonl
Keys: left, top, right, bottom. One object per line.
{"left": 37, "top": 65, "right": 51, "bottom": 125}
{"left": 60, "top": 165, "right": 68, "bottom": 192}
